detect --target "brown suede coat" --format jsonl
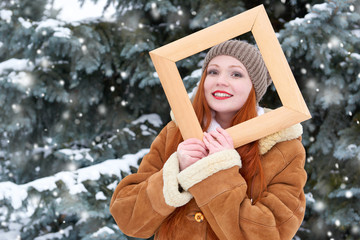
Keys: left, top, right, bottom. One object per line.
{"left": 110, "top": 121, "right": 307, "bottom": 240}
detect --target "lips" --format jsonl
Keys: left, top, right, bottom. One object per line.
{"left": 212, "top": 90, "right": 233, "bottom": 100}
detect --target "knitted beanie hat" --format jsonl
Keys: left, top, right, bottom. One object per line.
{"left": 202, "top": 40, "right": 272, "bottom": 103}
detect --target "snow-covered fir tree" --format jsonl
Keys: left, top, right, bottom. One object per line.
{"left": 279, "top": 0, "right": 360, "bottom": 239}
{"left": 0, "top": 0, "right": 359, "bottom": 239}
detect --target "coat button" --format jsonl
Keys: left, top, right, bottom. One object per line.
{"left": 194, "top": 212, "right": 204, "bottom": 223}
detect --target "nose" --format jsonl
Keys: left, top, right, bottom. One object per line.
{"left": 216, "top": 73, "right": 229, "bottom": 86}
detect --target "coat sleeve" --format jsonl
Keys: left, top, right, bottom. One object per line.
{"left": 109, "top": 124, "right": 192, "bottom": 238}
{"left": 177, "top": 139, "right": 307, "bottom": 240}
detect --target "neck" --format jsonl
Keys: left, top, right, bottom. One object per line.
{"left": 214, "top": 112, "right": 234, "bottom": 129}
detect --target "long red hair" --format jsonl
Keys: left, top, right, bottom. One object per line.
{"left": 157, "top": 67, "right": 266, "bottom": 239}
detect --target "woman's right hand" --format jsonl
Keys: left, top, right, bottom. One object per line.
{"left": 177, "top": 138, "right": 208, "bottom": 171}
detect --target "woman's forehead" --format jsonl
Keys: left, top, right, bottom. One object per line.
{"left": 208, "top": 55, "right": 247, "bottom": 70}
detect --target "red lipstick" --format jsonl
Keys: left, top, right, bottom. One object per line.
{"left": 212, "top": 90, "right": 233, "bottom": 100}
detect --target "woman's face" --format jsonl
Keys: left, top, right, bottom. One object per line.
{"left": 204, "top": 55, "right": 253, "bottom": 120}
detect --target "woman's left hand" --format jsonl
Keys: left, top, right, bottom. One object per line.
{"left": 203, "top": 127, "right": 234, "bottom": 155}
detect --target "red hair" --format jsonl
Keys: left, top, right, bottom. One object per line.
{"left": 157, "top": 67, "right": 266, "bottom": 238}
{"left": 192, "top": 67, "right": 266, "bottom": 200}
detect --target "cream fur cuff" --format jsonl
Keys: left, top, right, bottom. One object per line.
{"left": 177, "top": 149, "right": 241, "bottom": 191}
{"left": 259, "top": 123, "right": 303, "bottom": 155}
{"left": 162, "top": 152, "right": 193, "bottom": 207}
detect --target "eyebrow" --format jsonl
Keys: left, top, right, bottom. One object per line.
{"left": 229, "top": 65, "right": 244, "bottom": 69}
{"left": 208, "top": 63, "right": 245, "bottom": 70}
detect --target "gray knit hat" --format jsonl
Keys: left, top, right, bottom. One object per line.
{"left": 202, "top": 40, "right": 272, "bottom": 103}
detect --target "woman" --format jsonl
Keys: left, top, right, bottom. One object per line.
{"left": 110, "top": 40, "right": 307, "bottom": 240}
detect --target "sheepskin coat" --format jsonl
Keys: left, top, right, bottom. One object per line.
{"left": 110, "top": 120, "right": 307, "bottom": 240}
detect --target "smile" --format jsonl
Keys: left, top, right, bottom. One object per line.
{"left": 212, "top": 90, "right": 233, "bottom": 99}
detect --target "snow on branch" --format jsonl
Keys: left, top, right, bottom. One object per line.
{"left": 0, "top": 149, "right": 149, "bottom": 210}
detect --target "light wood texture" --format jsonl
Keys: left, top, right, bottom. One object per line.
{"left": 252, "top": 7, "right": 311, "bottom": 116}
{"left": 227, "top": 107, "right": 310, "bottom": 147}
{"left": 149, "top": 4, "right": 311, "bottom": 148}
{"left": 149, "top": 52, "right": 203, "bottom": 140}
{"left": 150, "top": 5, "right": 261, "bottom": 62}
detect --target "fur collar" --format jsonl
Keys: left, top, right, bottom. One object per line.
{"left": 170, "top": 109, "right": 303, "bottom": 155}
{"left": 258, "top": 123, "right": 302, "bottom": 155}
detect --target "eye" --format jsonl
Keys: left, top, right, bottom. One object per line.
{"left": 231, "top": 72, "right": 242, "bottom": 78}
{"left": 207, "top": 69, "right": 218, "bottom": 75}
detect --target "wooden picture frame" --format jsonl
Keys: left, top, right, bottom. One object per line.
{"left": 149, "top": 4, "right": 311, "bottom": 148}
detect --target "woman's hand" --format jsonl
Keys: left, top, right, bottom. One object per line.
{"left": 203, "top": 127, "right": 234, "bottom": 155}
{"left": 177, "top": 138, "right": 208, "bottom": 171}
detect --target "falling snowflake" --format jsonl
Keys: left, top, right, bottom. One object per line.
{"left": 345, "top": 190, "right": 353, "bottom": 199}
{"left": 334, "top": 219, "right": 341, "bottom": 227}
{"left": 314, "top": 201, "right": 325, "bottom": 212}
{"left": 98, "top": 104, "right": 107, "bottom": 115}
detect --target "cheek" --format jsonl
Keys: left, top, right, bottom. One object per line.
{"left": 233, "top": 82, "right": 252, "bottom": 101}
{"left": 203, "top": 78, "right": 212, "bottom": 94}
{"left": 241, "top": 79, "right": 253, "bottom": 94}
{"left": 245, "top": 82, "right": 253, "bottom": 94}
